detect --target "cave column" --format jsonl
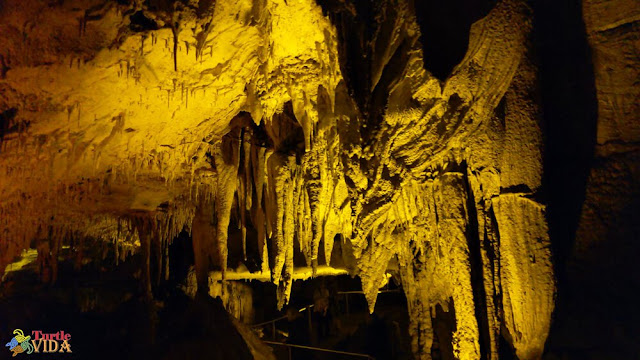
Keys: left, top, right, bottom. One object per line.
{"left": 436, "top": 173, "right": 481, "bottom": 360}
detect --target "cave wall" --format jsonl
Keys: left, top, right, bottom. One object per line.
{"left": 544, "top": 0, "right": 640, "bottom": 358}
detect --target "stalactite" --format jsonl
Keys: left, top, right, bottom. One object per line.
{"left": 267, "top": 152, "right": 289, "bottom": 285}
{"left": 214, "top": 128, "right": 241, "bottom": 278}
{"left": 295, "top": 173, "right": 312, "bottom": 266}
{"left": 251, "top": 144, "right": 269, "bottom": 272}
{"left": 172, "top": 26, "right": 179, "bottom": 72}
{"left": 304, "top": 155, "right": 322, "bottom": 271}
{"left": 357, "top": 220, "right": 395, "bottom": 313}
{"left": 238, "top": 129, "right": 252, "bottom": 261}
{"left": 278, "top": 161, "right": 296, "bottom": 309}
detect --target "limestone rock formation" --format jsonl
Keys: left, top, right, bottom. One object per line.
{"left": 3, "top": 0, "right": 633, "bottom": 358}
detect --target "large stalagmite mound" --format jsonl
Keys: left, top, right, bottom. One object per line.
{"left": 0, "top": 0, "right": 638, "bottom": 359}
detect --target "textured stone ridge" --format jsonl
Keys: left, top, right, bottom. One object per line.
{"left": 493, "top": 195, "right": 554, "bottom": 360}
{"left": 0, "top": 0, "right": 561, "bottom": 358}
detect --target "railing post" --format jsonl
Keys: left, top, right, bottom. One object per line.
{"left": 272, "top": 321, "right": 276, "bottom": 340}
{"left": 288, "top": 345, "right": 292, "bottom": 360}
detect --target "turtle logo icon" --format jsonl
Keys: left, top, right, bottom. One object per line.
{"left": 5, "top": 329, "right": 35, "bottom": 357}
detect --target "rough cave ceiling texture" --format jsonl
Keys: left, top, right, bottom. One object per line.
{"left": 0, "top": 0, "right": 638, "bottom": 359}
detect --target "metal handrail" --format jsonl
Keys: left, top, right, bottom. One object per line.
{"left": 251, "top": 315, "right": 288, "bottom": 328}
{"left": 253, "top": 291, "right": 397, "bottom": 359}
{"left": 251, "top": 304, "right": 314, "bottom": 328}
{"left": 264, "top": 340, "right": 375, "bottom": 360}
{"left": 251, "top": 288, "right": 401, "bottom": 328}
{"left": 336, "top": 289, "right": 401, "bottom": 295}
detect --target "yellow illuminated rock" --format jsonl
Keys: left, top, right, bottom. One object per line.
{"left": 0, "top": 0, "right": 563, "bottom": 358}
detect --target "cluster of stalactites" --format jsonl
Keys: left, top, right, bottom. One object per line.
{"left": 200, "top": 99, "right": 352, "bottom": 308}
{"left": 0, "top": 191, "right": 196, "bottom": 288}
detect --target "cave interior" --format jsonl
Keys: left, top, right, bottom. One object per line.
{"left": 0, "top": 0, "right": 639, "bottom": 359}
